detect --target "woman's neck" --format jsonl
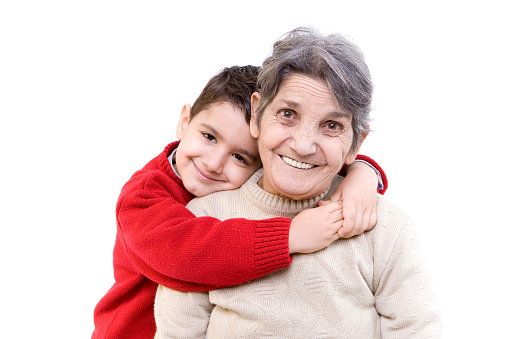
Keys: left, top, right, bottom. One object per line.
{"left": 243, "top": 169, "right": 341, "bottom": 219}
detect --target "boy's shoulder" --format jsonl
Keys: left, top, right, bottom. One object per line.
{"left": 118, "top": 141, "right": 190, "bottom": 200}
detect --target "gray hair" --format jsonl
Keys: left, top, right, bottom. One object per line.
{"left": 256, "top": 27, "right": 373, "bottom": 153}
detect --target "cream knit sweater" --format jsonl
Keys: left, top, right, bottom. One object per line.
{"left": 154, "top": 169, "right": 441, "bottom": 338}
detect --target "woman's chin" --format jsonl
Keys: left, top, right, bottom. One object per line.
{"left": 273, "top": 183, "right": 324, "bottom": 200}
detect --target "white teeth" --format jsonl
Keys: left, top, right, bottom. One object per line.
{"left": 282, "top": 156, "right": 314, "bottom": 169}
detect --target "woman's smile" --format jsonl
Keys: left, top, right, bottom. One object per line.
{"left": 280, "top": 155, "right": 316, "bottom": 169}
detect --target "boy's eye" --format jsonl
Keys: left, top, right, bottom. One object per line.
{"left": 232, "top": 153, "right": 248, "bottom": 164}
{"left": 203, "top": 133, "right": 216, "bottom": 143}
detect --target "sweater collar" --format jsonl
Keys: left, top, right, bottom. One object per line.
{"left": 159, "top": 141, "right": 187, "bottom": 191}
{"left": 168, "top": 147, "right": 180, "bottom": 179}
{"left": 240, "top": 169, "right": 342, "bottom": 219}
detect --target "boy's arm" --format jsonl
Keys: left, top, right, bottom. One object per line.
{"left": 324, "top": 154, "right": 387, "bottom": 238}
{"left": 119, "top": 170, "right": 348, "bottom": 292}
{"left": 339, "top": 154, "right": 388, "bottom": 194}
{"left": 118, "top": 171, "right": 292, "bottom": 292}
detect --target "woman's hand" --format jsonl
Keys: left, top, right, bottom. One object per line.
{"left": 319, "top": 161, "right": 378, "bottom": 238}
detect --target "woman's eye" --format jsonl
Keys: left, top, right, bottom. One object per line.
{"left": 277, "top": 109, "right": 297, "bottom": 125}
{"left": 327, "top": 122, "right": 339, "bottom": 130}
{"left": 232, "top": 154, "right": 247, "bottom": 164}
{"left": 322, "top": 122, "right": 343, "bottom": 135}
{"left": 203, "top": 133, "right": 216, "bottom": 143}
{"left": 280, "top": 110, "right": 293, "bottom": 119}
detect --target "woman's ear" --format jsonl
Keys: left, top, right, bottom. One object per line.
{"left": 176, "top": 104, "right": 192, "bottom": 140}
{"left": 250, "top": 92, "right": 261, "bottom": 138}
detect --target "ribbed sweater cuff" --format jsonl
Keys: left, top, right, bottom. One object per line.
{"left": 253, "top": 218, "right": 292, "bottom": 275}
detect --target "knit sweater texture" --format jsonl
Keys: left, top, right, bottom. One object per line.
{"left": 154, "top": 169, "right": 441, "bottom": 338}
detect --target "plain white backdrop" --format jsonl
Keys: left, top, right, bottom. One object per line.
{"left": 1, "top": 1, "right": 508, "bottom": 337}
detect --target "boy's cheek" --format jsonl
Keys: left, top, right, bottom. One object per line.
{"left": 233, "top": 167, "right": 260, "bottom": 189}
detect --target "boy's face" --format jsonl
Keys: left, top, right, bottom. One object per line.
{"left": 175, "top": 102, "right": 262, "bottom": 197}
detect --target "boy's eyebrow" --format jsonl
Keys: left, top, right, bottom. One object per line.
{"left": 201, "top": 123, "right": 258, "bottom": 160}
{"left": 202, "top": 123, "right": 222, "bottom": 140}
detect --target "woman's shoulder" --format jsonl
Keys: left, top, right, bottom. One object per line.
{"left": 364, "top": 195, "right": 414, "bottom": 254}
{"left": 375, "top": 195, "right": 412, "bottom": 231}
{"left": 186, "top": 189, "right": 243, "bottom": 218}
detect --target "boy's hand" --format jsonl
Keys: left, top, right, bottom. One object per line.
{"left": 318, "top": 161, "right": 378, "bottom": 238}
{"left": 289, "top": 201, "right": 343, "bottom": 254}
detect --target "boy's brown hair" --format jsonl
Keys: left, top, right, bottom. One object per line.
{"left": 190, "top": 65, "right": 259, "bottom": 124}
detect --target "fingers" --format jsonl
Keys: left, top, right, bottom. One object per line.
{"left": 320, "top": 200, "right": 342, "bottom": 212}
{"left": 319, "top": 186, "right": 343, "bottom": 206}
{"left": 336, "top": 200, "right": 355, "bottom": 237}
{"left": 318, "top": 198, "right": 344, "bottom": 208}
{"left": 327, "top": 187, "right": 343, "bottom": 203}
{"left": 317, "top": 199, "right": 328, "bottom": 207}
{"left": 337, "top": 215, "right": 355, "bottom": 238}
{"left": 319, "top": 200, "right": 378, "bottom": 240}
{"left": 328, "top": 208, "right": 344, "bottom": 240}
{"left": 335, "top": 199, "right": 380, "bottom": 238}
{"left": 332, "top": 219, "right": 344, "bottom": 240}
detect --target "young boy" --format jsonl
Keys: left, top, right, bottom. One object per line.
{"left": 92, "top": 65, "right": 387, "bottom": 339}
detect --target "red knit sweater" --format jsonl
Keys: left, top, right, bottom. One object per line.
{"left": 92, "top": 141, "right": 388, "bottom": 339}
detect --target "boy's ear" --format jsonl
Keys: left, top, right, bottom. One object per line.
{"left": 176, "top": 104, "right": 192, "bottom": 140}
{"left": 250, "top": 92, "right": 261, "bottom": 139}
{"left": 345, "top": 131, "right": 368, "bottom": 165}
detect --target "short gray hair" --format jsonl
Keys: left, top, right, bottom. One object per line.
{"left": 256, "top": 27, "right": 373, "bottom": 153}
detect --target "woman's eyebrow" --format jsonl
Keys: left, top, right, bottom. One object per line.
{"left": 329, "top": 111, "right": 350, "bottom": 119}
{"left": 278, "top": 99, "right": 349, "bottom": 118}
{"left": 279, "top": 99, "right": 300, "bottom": 109}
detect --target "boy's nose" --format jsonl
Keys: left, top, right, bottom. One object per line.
{"left": 203, "top": 151, "right": 225, "bottom": 174}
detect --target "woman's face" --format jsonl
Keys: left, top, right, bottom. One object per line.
{"left": 251, "top": 74, "right": 360, "bottom": 200}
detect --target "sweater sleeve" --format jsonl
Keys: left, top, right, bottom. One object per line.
{"left": 372, "top": 204, "right": 442, "bottom": 337}
{"left": 117, "top": 171, "right": 292, "bottom": 292}
{"left": 340, "top": 154, "right": 388, "bottom": 194}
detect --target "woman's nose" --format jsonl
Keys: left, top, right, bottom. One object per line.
{"left": 291, "top": 126, "right": 317, "bottom": 155}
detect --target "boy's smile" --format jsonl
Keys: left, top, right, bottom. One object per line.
{"left": 174, "top": 102, "right": 262, "bottom": 197}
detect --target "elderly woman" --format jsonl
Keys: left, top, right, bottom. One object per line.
{"left": 154, "top": 28, "right": 441, "bottom": 338}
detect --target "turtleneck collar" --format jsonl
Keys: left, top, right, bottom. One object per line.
{"left": 240, "top": 169, "right": 342, "bottom": 219}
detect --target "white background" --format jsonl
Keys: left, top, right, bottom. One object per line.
{"left": 1, "top": 1, "right": 508, "bottom": 338}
